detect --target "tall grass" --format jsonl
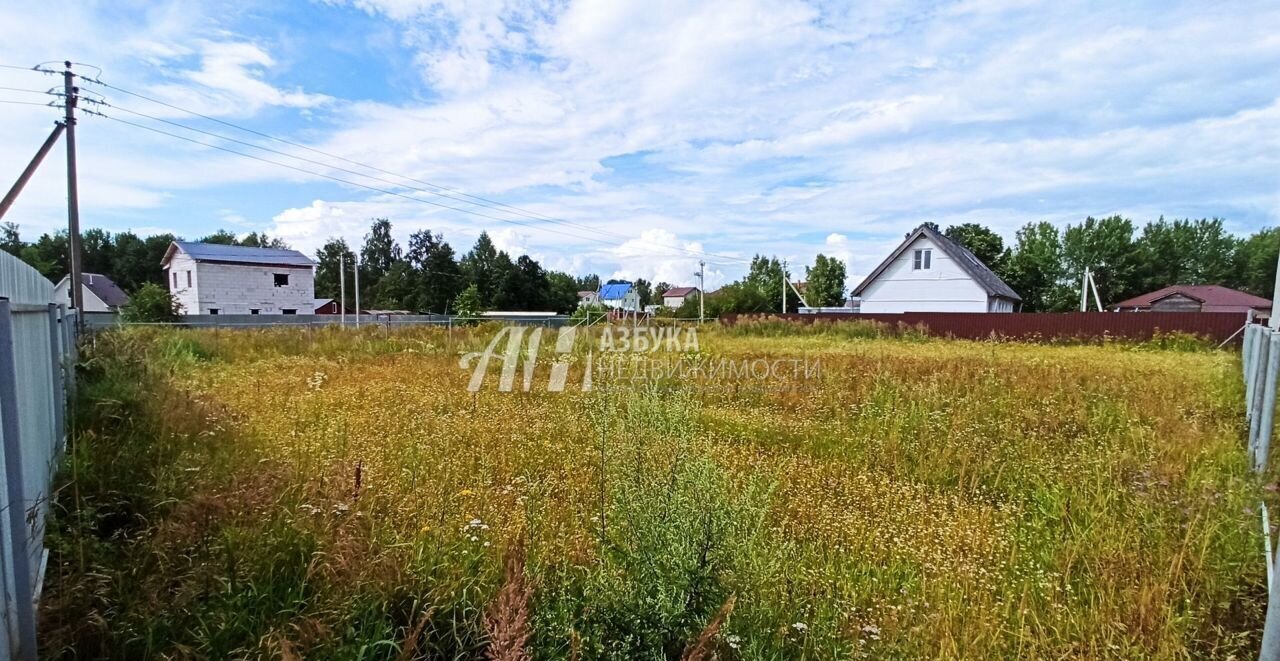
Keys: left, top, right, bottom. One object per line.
{"left": 40, "top": 325, "right": 1264, "bottom": 659}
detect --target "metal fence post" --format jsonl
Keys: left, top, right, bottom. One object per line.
{"left": 0, "top": 299, "right": 39, "bottom": 660}
{"left": 1258, "top": 333, "right": 1280, "bottom": 472}
{"left": 47, "top": 304, "right": 64, "bottom": 459}
{"left": 1250, "top": 332, "right": 1272, "bottom": 457}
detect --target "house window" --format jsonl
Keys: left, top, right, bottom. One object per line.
{"left": 250, "top": 309, "right": 260, "bottom": 315}
{"left": 209, "top": 308, "right": 219, "bottom": 315}
{"left": 912, "top": 249, "right": 932, "bottom": 270}
{"left": 273, "top": 273, "right": 290, "bottom": 287}
{"left": 282, "top": 309, "right": 297, "bottom": 315}
{"left": 186, "top": 271, "right": 192, "bottom": 287}
{"left": 171, "top": 272, "right": 178, "bottom": 288}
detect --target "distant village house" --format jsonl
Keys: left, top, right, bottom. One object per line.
{"left": 1113, "top": 285, "right": 1271, "bottom": 320}
{"left": 599, "top": 282, "right": 642, "bottom": 312}
{"left": 53, "top": 272, "right": 129, "bottom": 313}
{"left": 852, "top": 224, "right": 1020, "bottom": 313}
{"left": 661, "top": 286, "right": 699, "bottom": 308}
{"left": 162, "top": 241, "right": 316, "bottom": 315}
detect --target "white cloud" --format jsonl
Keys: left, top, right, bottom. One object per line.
{"left": 2, "top": 0, "right": 1278, "bottom": 285}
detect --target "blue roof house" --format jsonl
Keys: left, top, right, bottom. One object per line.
{"left": 599, "top": 282, "right": 642, "bottom": 312}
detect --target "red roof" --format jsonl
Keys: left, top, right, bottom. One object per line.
{"left": 662, "top": 287, "right": 699, "bottom": 297}
{"left": 1113, "top": 285, "right": 1272, "bottom": 313}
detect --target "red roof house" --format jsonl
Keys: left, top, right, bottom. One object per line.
{"left": 1112, "top": 285, "right": 1272, "bottom": 316}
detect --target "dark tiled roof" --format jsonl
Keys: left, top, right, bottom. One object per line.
{"left": 852, "top": 225, "right": 1021, "bottom": 301}
{"left": 81, "top": 273, "right": 130, "bottom": 307}
{"left": 1114, "top": 285, "right": 1272, "bottom": 311}
{"left": 165, "top": 241, "right": 314, "bottom": 267}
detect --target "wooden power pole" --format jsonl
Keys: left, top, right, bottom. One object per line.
{"left": 63, "top": 61, "right": 83, "bottom": 331}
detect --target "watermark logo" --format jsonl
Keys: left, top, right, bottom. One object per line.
{"left": 460, "top": 324, "right": 818, "bottom": 393}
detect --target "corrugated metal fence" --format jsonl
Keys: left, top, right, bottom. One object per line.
{"left": 0, "top": 251, "right": 74, "bottom": 660}
{"left": 724, "top": 311, "right": 1250, "bottom": 344}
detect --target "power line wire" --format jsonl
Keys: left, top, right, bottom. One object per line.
{"left": 87, "top": 109, "right": 645, "bottom": 250}
{"left": 0, "top": 99, "right": 63, "bottom": 108}
{"left": 78, "top": 75, "right": 752, "bottom": 266}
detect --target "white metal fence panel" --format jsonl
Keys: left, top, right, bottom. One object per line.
{"left": 0, "top": 251, "right": 71, "bottom": 660}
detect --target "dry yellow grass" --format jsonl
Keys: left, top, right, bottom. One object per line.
{"left": 41, "top": 325, "right": 1265, "bottom": 659}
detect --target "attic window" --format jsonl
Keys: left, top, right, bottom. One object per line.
{"left": 273, "top": 273, "right": 290, "bottom": 287}
{"left": 913, "top": 249, "right": 932, "bottom": 270}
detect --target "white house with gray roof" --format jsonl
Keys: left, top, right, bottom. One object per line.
{"left": 53, "top": 272, "right": 131, "bottom": 312}
{"left": 162, "top": 241, "right": 316, "bottom": 315}
{"left": 852, "top": 225, "right": 1021, "bottom": 313}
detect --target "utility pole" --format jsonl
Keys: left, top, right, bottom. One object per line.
{"left": 63, "top": 61, "right": 83, "bottom": 332}
{"left": 1079, "top": 268, "right": 1089, "bottom": 312}
{"left": 697, "top": 261, "right": 705, "bottom": 323}
{"left": 782, "top": 260, "right": 787, "bottom": 313}
{"left": 339, "top": 253, "right": 346, "bottom": 327}
{"left": 354, "top": 254, "right": 361, "bottom": 329}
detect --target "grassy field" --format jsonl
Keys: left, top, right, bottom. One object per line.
{"left": 40, "top": 323, "right": 1265, "bottom": 659}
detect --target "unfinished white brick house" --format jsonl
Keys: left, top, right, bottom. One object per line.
{"left": 161, "top": 241, "right": 316, "bottom": 315}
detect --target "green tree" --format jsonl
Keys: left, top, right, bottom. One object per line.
{"left": 452, "top": 284, "right": 484, "bottom": 321}
{"left": 576, "top": 274, "right": 601, "bottom": 292}
{"left": 744, "top": 255, "right": 793, "bottom": 312}
{"left": 121, "top": 282, "right": 181, "bottom": 322}
{"left": 238, "top": 232, "right": 289, "bottom": 249}
{"left": 374, "top": 261, "right": 417, "bottom": 310}
{"left": 359, "top": 218, "right": 402, "bottom": 305}
{"left": 1232, "top": 228, "right": 1280, "bottom": 297}
{"left": 109, "top": 231, "right": 149, "bottom": 292}
{"left": 1135, "top": 217, "right": 1238, "bottom": 292}
{"left": 314, "top": 238, "right": 356, "bottom": 303}
{"left": 490, "top": 251, "right": 520, "bottom": 309}
{"left": 1, "top": 222, "right": 22, "bottom": 256}
{"left": 1004, "top": 222, "right": 1064, "bottom": 312}
{"left": 407, "top": 230, "right": 463, "bottom": 313}
{"left": 81, "top": 228, "right": 115, "bottom": 276}
{"left": 676, "top": 281, "right": 768, "bottom": 317}
{"left": 461, "top": 232, "right": 502, "bottom": 307}
{"left": 944, "top": 223, "right": 1006, "bottom": 272}
{"left": 21, "top": 232, "right": 68, "bottom": 280}
{"left": 634, "top": 278, "right": 653, "bottom": 308}
{"left": 546, "top": 271, "right": 581, "bottom": 313}
{"left": 509, "top": 255, "right": 549, "bottom": 310}
{"left": 198, "top": 229, "right": 238, "bottom": 245}
{"left": 654, "top": 282, "right": 673, "bottom": 302}
{"left": 805, "top": 254, "right": 847, "bottom": 307}
{"left": 1061, "top": 215, "right": 1140, "bottom": 306}
{"left": 142, "top": 234, "right": 177, "bottom": 285}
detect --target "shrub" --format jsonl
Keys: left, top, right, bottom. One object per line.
{"left": 121, "top": 282, "right": 181, "bottom": 323}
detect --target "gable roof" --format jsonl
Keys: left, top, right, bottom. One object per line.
{"left": 662, "top": 286, "right": 699, "bottom": 298}
{"left": 82, "top": 273, "right": 130, "bottom": 307}
{"left": 599, "top": 283, "right": 633, "bottom": 300}
{"left": 851, "top": 225, "right": 1021, "bottom": 301}
{"left": 163, "top": 241, "right": 314, "bottom": 268}
{"left": 59, "top": 272, "right": 130, "bottom": 308}
{"left": 1113, "top": 285, "right": 1272, "bottom": 312}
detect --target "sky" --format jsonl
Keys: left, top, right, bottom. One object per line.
{"left": 0, "top": 0, "right": 1277, "bottom": 290}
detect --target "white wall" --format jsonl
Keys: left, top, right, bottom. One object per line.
{"left": 663, "top": 295, "right": 688, "bottom": 308}
{"left": 52, "top": 278, "right": 111, "bottom": 312}
{"left": 859, "top": 236, "right": 991, "bottom": 313}
{"left": 167, "top": 256, "right": 315, "bottom": 315}
{"left": 165, "top": 253, "right": 200, "bottom": 314}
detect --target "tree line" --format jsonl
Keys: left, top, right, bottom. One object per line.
{"left": 3, "top": 215, "right": 1276, "bottom": 316}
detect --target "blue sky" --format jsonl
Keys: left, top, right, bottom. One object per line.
{"left": 0, "top": 0, "right": 1277, "bottom": 289}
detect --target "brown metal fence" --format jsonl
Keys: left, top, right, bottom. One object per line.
{"left": 721, "top": 311, "right": 1252, "bottom": 344}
